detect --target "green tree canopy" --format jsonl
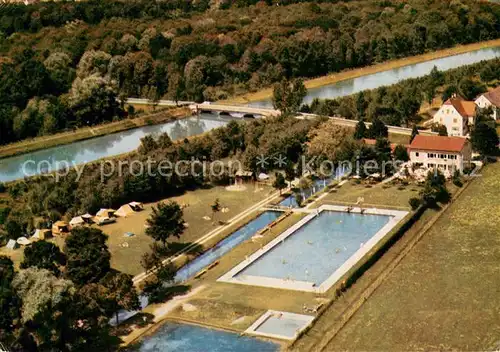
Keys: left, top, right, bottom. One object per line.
{"left": 21, "top": 241, "right": 66, "bottom": 276}
{"left": 146, "top": 201, "right": 185, "bottom": 248}
{"left": 272, "top": 78, "right": 307, "bottom": 115}
{"left": 64, "top": 227, "right": 111, "bottom": 286}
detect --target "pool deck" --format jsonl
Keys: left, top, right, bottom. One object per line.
{"left": 217, "top": 205, "right": 408, "bottom": 293}
{"left": 244, "top": 310, "right": 314, "bottom": 341}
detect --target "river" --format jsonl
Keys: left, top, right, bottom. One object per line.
{"left": 0, "top": 115, "right": 232, "bottom": 183}
{"left": 249, "top": 46, "right": 500, "bottom": 108}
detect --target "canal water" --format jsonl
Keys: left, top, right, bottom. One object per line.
{"left": 249, "top": 46, "right": 500, "bottom": 108}
{"left": 0, "top": 114, "right": 232, "bottom": 183}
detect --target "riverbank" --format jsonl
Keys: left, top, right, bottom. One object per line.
{"left": 224, "top": 38, "right": 500, "bottom": 105}
{"left": 0, "top": 107, "right": 190, "bottom": 160}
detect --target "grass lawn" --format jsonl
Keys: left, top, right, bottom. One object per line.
{"left": 316, "top": 162, "right": 500, "bottom": 351}
{"left": 319, "top": 180, "right": 420, "bottom": 209}
{"left": 103, "top": 183, "right": 274, "bottom": 276}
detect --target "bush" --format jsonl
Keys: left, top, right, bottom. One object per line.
{"left": 409, "top": 197, "right": 421, "bottom": 210}
{"left": 0, "top": 207, "right": 11, "bottom": 225}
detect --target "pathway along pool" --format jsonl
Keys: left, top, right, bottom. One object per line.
{"left": 0, "top": 114, "right": 232, "bottom": 183}
{"left": 249, "top": 46, "right": 500, "bottom": 108}
{"left": 132, "top": 322, "right": 278, "bottom": 352}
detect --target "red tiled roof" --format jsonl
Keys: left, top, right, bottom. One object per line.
{"left": 483, "top": 86, "right": 500, "bottom": 107}
{"left": 409, "top": 135, "right": 467, "bottom": 152}
{"left": 443, "top": 97, "right": 476, "bottom": 118}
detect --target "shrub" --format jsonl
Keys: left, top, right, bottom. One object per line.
{"left": 0, "top": 207, "right": 11, "bottom": 225}
{"left": 409, "top": 197, "right": 421, "bottom": 210}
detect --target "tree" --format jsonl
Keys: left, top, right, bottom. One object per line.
{"left": 410, "top": 125, "right": 419, "bottom": 143}
{"left": 356, "top": 91, "right": 367, "bottom": 119}
{"left": 368, "top": 117, "right": 388, "bottom": 138}
{"left": 0, "top": 256, "right": 20, "bottom": 342}
{"left": 394, "top": 144, "right": 410, "bottom": 162}
{"left": 272, "top": 78, "right": 307, "bottom": 115}
{"left": 146, "top": 201, "right": 185, "bottom": 248}
{"left": 298, "top": 177, "right": 312, "bottom": 201}
{"left": 470, "top": 122, "right": 499, "bottom": 156}
{"left": 431, "top": 123, "right": 448, "bottom": 136}
{"left": 211, "top": 198, "right": 221, "bottom": 223}
{"left": 272, "top": 172, "right": 287, "bottom": 195}
{"left": 100, "top": 272, "right": 139, "bottom": 325}
{"left": 138, "top": 135, "right": 159, "bottom": 154}
{"left": 354, "top": 120, "right": 367, "bottom": 140}
{"left": 21, "top": 241, "right": 66, "bottom": 276}
{"left": 284, "top": 162, "right": 296, "bottom": 186}
{"left": 419, "top": 170, "right": 451, "bottom": 208}
{"left": 458, "top": 77, "right": 487, "bottom": 101}
{"left": 65, "top": 227, "right": 111, "bottom": 286}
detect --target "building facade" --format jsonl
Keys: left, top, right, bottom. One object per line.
{"left": 433, "top": 96, "right": 476, "bottom": 137}
{"left": 474, "top": 87, "right": 500, "bottom": 121}
{"left": 409, "top": 135, "right": 472, "bottom": 173}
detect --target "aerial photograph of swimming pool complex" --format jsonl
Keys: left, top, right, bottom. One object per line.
{"left": 4, "top": 1, "right": 500, "bottom": 351}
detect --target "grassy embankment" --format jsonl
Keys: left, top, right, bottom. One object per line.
{"left": 0, "top": 106, "right": 190, "bottom": 160}
{"left": 224, "top": 38, "right": 500, "bottom": 105}
{"left": 292, "top": 165, "right": 497, "bottom": 351}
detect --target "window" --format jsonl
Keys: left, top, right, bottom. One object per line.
{"left": 415, "top": 152, "right": 419, "bottom": 157}
{"left": 429, "top": 153, "right": 435, "bottom": 158}
{"left": 453, "top": 118, "right": 457, "bottom": 123}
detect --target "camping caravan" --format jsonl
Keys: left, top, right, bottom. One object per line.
{"left": 6, "top": 239, "right": 18, "bottom": 250}
{"left": 31, "top": 229, "right": 51, "bottom": 241}
{"left": 52, "top": 221, "right": 70, "bottom": 236}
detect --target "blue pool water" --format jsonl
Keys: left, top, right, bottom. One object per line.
{"left": 237, "top": 211, "right": 391, "bottom": 285}
{"left": 136, "top": 323, "right": 278, "bottom": 352}
{"left": 174, "top": 211, "right": 282, "bottom": 283}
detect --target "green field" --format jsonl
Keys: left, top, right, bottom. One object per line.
{"left": 306, "top": 162, "right": 500, "bottom": 351}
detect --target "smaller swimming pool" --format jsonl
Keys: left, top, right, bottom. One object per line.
{"left": 134, "top": 322, "right": 278, "bottom": 351}
{"left": 245, "top": 310, "right": 314, "bottom": 340}
{"left": 219, "top": 205, "right": 408, "bottom": 293}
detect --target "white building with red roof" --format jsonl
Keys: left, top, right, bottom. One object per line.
{"left": 409, "top": 135, "right": 472, "bottom": 173}
{"left": 433, "top": 95, "right": 476, "bottom": 137}
{"left": 475, "top": 86, "right": 500, "bottom": 120}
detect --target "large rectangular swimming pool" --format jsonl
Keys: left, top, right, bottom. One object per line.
{"left": 218, "top": 206, "right": 408, "bottom": 293}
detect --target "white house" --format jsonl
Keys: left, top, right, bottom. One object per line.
{"left": 409, "top": 135, "right": 472, "bottom": 173}
{"left": 433, "top": 96, "right": 476, "bottom": 137}
{"left": 474, "top": 87, "right": 500, "bottom": 120}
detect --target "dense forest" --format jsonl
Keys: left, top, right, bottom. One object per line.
{"left": 1, "top": 0, "right": 500, "bottom": 143}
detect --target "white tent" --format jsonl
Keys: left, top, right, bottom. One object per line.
{"left": 16, "top": 237, "right": 31, "bottom": 246}
{"left": 69, "top": 216, "right": 85, "bottom": 227}
{"left": 6, "top": 239, "right": 18, "bottom": 250}
{"left": 81, "top": 213, "right": 94, "bottom": 222}
{"left": 258, "top": 173, "right": 270, "bottom": 180}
